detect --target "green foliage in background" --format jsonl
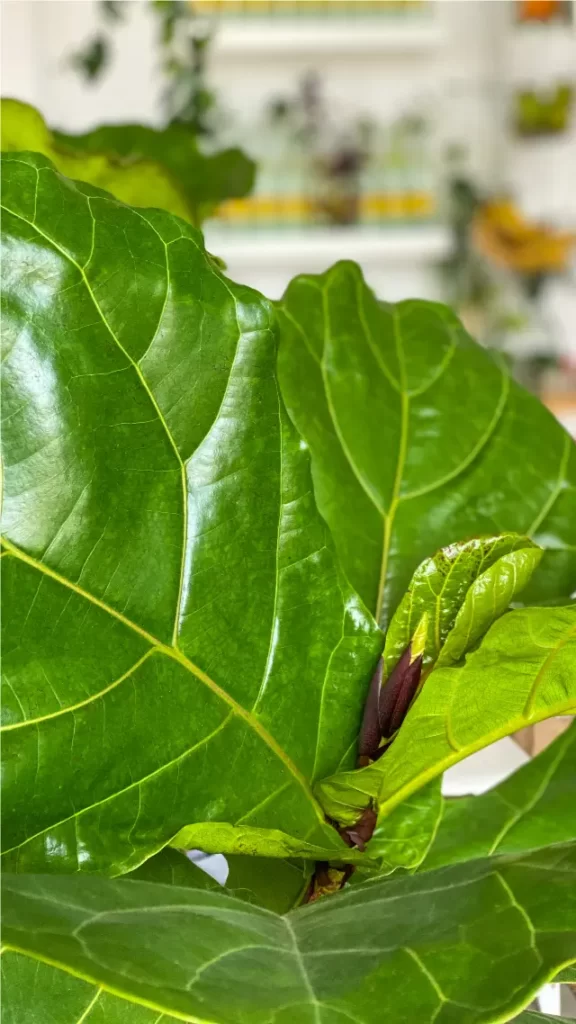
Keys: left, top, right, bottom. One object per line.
{"left": 1, "top": 151, "right": 575, "bottom": 1023}
{"left": 1, "top": 99, "right": 255, "bottom": 225}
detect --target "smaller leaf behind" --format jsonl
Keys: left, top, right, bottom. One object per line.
{"left": 365, "top": 777, "right": 443, "bottom": 875}
{"left": 422, "top": 719, "right": 576, "bottom": 871}
{"left": 128, "top": 847, "right": 311, "bottom": 914}
{"left": 167, "top": 821, "right": 373, "bottom": 866}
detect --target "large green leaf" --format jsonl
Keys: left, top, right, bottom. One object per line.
{"left": 316, "top": 605, "right": 576, "bottom": 826}
{"left": 1, "top": 100, "right": 255, "bottom": 226}
{"left": 54, "top": 121, "right": 255, "bottom": 227}
{"left": 423, "top": 721, "right": 576, "bottom": 871}
{"left": 277, "top": 261, "right": 576, "bottom": 630}
{"left": 5, "top": 956, "right": 572, "bottom": 1024}
{"left": 0, "top": 152, "right": 382, "bottom": 875}
{"left": 4, "top": 845, "right": 576, "bottom": 1023}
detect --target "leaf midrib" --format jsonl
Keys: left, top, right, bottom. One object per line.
{"left": 1, "top": 538, "right": 323, "bottom": 824}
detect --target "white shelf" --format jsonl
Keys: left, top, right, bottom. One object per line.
{"left": 210, "top": 18, "right": 442, "bottom": 56}
{"left": 204, "top": 225, "right": 450, "bottom": 268}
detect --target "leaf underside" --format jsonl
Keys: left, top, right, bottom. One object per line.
{"left": 3, "top": 843, "right": 576, "bottom": 1024}
{"left": 423, "top": 720, "right": 576, "bottom": 871}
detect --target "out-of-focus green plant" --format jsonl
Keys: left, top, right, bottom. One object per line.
{"left": 0, "top": 98, "right": 255, "bottom": 227}
{"left": 70, "top": 0, "right": 217, "bottom": 135}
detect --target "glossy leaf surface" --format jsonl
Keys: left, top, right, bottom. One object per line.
{"left": 4, "top": 845, "right": 576, "bottom": 1024}
{"left": 1, "top": 100, "right": 255, "bottom": 225}
{"left": 278, "top": 262, "right": 576, "bottom": 629}
{"left": 316, "top": 605, "right": 576, "bottom": 826}
{"left": 423, "top": 721, "right": 576, "bottom": 871}
{"left": 0, "top": 152, "right": 381, "bottom": 874}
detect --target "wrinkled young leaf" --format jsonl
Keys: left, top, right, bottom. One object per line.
{"left": 278, "top": 262, "right": 576, "bottom": 630}
{"left": 1, "top": 99, "right": 255, "bottom": 226}
{"left": 128, "top": 847, "right": 311, "bottom": 914}
{"left": 0, "top": 152, "right": 382, "bottom": 875}
{"left": 54, "top": 120, "right": 255, "bottom": 226}
{"left": 316, "top": 605, "right": 576, "bottom": 826}
{"left": 4, "top": 844, "right": 576, "bottom": 1024}
{"left": 423, "top": 720, "right": 576, "bottom": 871}
{"left": 383, "top": 534, "right": 542, "bottom": 675}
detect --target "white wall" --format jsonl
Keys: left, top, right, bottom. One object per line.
{"left": 2, "top": 1, "right": 575, "bottom": 305}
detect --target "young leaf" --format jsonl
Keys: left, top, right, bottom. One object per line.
{"left": 278, "top": 261, "right": 576, "bottom": 629}
{"left": 357, "top": 533, "right": 541, "bottom": 782}
{"left": 1, "top": 99, "right": 255, "bottom": 226}
{"left": 316, "top": 605, "right": 576, "bottom": 826}
{"left": 4, "top": 843, "right": 576, "bottom": 1024}
{"left": 0, "top": 153, "right": 381, "bottom": 875}
{"left": 423, "top": 721, "right": 576, "bottom": 871}
{"left": 384, "top": 534, "right": 542, "bottom": 675}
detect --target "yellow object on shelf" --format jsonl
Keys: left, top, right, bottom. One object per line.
{"left": 474, "top": 199, "right": 575, "bottom": 275}
{"left": 191, "top": 0, "right": 429, "bottom": 17}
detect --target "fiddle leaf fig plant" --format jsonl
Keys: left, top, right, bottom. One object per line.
{"left": 1, "top": 151, "right": 576, "bottom": 1024}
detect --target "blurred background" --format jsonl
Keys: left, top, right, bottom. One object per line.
{"left": 2, "top": 0, "right": 576, "bottom": 435}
